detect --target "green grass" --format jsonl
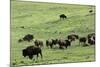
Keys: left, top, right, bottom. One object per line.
{"left": 11, "top": 1, "right": 95, "bottom": 66}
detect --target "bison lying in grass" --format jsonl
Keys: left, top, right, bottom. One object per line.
{"left": 22, "top": 46, "right": 43, "bottom": 60}
{"left": 18, "top": 34, "right": 34, "bottom": 43}
{"left": 23, "top": 34, "right": 34, "bottom": 42}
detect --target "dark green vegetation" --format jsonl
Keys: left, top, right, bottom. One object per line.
{"left": 11, "top": 1, "right": 95, "bottom": 66}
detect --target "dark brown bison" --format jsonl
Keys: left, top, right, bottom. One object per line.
{"left": 87, "top": 33, "right": 95, "bottom": 39}
{"left": 89, "top": 10, "right": 93, "bottom": 13}
{"left": 87, "top": 33, "right": 95, "bottom": 45}
{"left": 88, "top": 38, "right": 95, "bottom": 45}
{"left": 79, "top": 37, "right": 87, "bottom": 45}
{"left": 60, "top": 14, "right": 67, "bottom": 19}
{"left": 22, "top": 46, "right": 42, "bottom": 60}
{"left": 93, "top": 36, "right": 95, "bottom": 40}
{"left": 34, "top": 40, "right": 43, "bottom": 47}
{"left": 18, "top": 34, "right": 34, "bottom": 42}
{"left": 46, "top": 39, "right": 53, "bottom": 48}
{"left": 52, "top": 39, "right": 58, "bottom": 45}
{"left": 67, "top": 34, "right": 79, "bottom": 41}
{"left": 57, "top": 39, "right": 71, "bottom": 49}
{"left": 23, "top": 34, "right": 34, "bottom": 42}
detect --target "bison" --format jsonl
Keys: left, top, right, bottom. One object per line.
{"left": 46, "top": 39, "right": 53, "bottom": 48}
{"left": 87, "top": 33, "right": 95, "bottom": 39}
{"left": 87, "top": 33, "right": 95, "bottom": 45}
{"left": 79, "top": 37, "right": 87, "bottom": 45}
{"left": 34, "top": 40, "right": 43, "bottom": 47}
{"left": 22, "top": 46, "right": 42, "bottom": 60}
{"left": 57, "top": 39, "right": 71, "bottom": 49}
{"left": 18, "top": 34, "right": 34, "bottom": 43}
{"left": 23, "top": 34, "right": 34, "bottom": 42}
{"left": 60, "top": 14, "right": 67, "bottom": 20}
{"left": 88, "top": 38, "right": 95, "bottom": 45}
{"left": 52, "top": 39, "right": 58, "bottom": 45}
{"left": 89, "top": 10, "right": 93, "bottom": 13}
{"left": 67, "top": 34, "right": 79, "bottom": 41}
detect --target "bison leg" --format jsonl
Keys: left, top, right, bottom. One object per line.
{"left": 50, "top": 44, "right": 53, "bottom": 48}
{"left": 40, "top": 51, "right": 43, "bottom": 59}
{"left": 22, "top": 49, "right": 27, "bottom": 57}
{"left": 59, "top": 45, "right": 64, "bottom": 49}
{"left": 46, "top": 44, "right": 48, "bottom": 47}
{"left": 36, "top": 54, "right": 39, "bottom": 60}
{"left": 65, "top": 45, "right": 68, "bottom": 48}
{"left": 79, "top": 41, "right": 81, "bottom": 46}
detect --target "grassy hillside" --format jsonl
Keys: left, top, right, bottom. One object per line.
{"left": 11, "top": 1, "right": 95, "bottom": 66}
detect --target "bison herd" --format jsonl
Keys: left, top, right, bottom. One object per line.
{"left": 19, "top": 32, "right": 95, "bottom": 60}
{"left": 18, "top": 10, "right": 94, "bottom": 60}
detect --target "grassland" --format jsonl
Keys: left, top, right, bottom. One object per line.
{"left": 11, "top": 1, "right": 95, "bottom": 66}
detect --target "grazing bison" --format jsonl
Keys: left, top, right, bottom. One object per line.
{"left": 52, "top": 39, "right": 58, "bottom": 45}
{"left": 87, "top": 33, "right": 95, "bottom": 45}
{"left": 93, "top": 36, "right": 95, "bottom": 40}
{"left": 34, "top": 40, "right": 43, "bottom": 47}
{"left": 46, "top": 39, "right": 53, "bottom": 48}
{"left": 87, "top": 33, "right": 95, "bottom": 39}
{"left": 65, "top": 39, "right": 71, "bottom": 46}
{"left": 58, "top": 39, "right": 71, "bottom": 49}
{"left": 46, "top": 39, "right": 61, "bottom": 48}
{"left": 79, "top": 37, "right": 87, "bottom": 45}
{"left": 67, "top": 34, "right": 79, "bottom": 41}
{"left": 23, "top": 34, "right": 34, "bottom": 42}
{"left": 89, "top": 10, "right": 93, "bottom": 13}
{"left": 22, "top": 46, "right": 42, "bottom": 60}
{"left": 88, "top": 38, "right": 95, "bottom": 45}
{"left": 60, "top": 14, "right": 67, "bottom": 20}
